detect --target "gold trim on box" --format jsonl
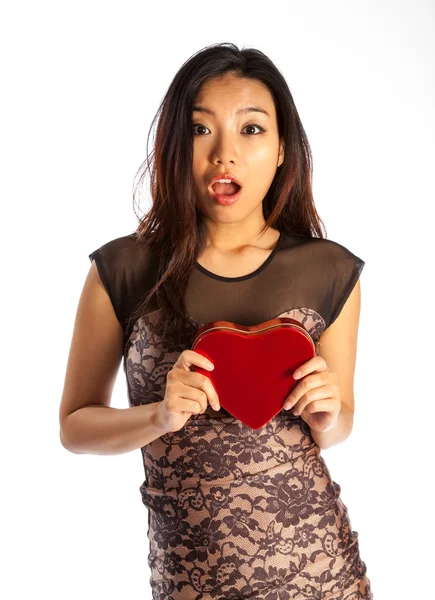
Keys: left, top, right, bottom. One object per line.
{"left": 193, "top": 322, "right": 315, "bottom": 352}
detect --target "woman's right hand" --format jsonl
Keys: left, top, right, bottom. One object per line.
{"left": 154, "top": 350, "right": 220, "bottom": 433}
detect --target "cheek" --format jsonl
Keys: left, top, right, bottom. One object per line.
{"left": 246, "top": 142, "right": 279, "bottom": 172}
{"left": 248, "top": 143, "right": 279, "bottom": 163}
{"left": 192, "top": 157, "right": 207, "bottom": 189}
{"left": 246, "top": 152, "right": 280, "bottom": 190}
{"left": 191, "top": 161, "right": 204, "bottom": 192}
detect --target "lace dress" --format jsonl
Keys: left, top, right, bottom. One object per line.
{"left": 89, "top": 230, "right": 373, "bottom": 599}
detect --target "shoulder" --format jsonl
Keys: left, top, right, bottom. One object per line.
{"left": 88, "top": 231, "right": 156, "bottom": 330}
{"left": 89, "top": 231, "right": 155, "bottom": 275}
{"left": 89, "top": 231, "right": 142, "bottom": 261}
{"left": 280, "top": 232, "right": 364, "bottom": 267}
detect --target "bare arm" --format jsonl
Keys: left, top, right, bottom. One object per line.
{"left": 309, "top": 403, "right": 354, "bottom": 450}
{"left": 61, "top": 402, "right": 166, "bottom": 455}
{"left": 310, "top": 278, "right": 361, "bottom": 450}
{"left": 59, "top": 260, "right": 168, "bottom": 455}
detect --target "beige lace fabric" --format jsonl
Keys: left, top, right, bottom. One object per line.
{"left": 89, "top": 231, "right": 372, "bottom": 599}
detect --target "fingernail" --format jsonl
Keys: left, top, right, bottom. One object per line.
{"left": 293, "top": 370, "right": 302, "bottom": 379}
{"left": 214, "top": 404, "right": 220, "bottom": 411}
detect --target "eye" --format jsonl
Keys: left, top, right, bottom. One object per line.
{"left": 243, "top": 124, "right": 265, "bottom": 135}
{"left": 191, "top": 123, "right": 265, "bottom": 136}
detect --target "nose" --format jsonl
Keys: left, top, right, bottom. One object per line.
{"left": 211, "top": 133, "right": 239, "bottom": 166}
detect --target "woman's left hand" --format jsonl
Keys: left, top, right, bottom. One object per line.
{"left": 283, "top": 356, "right": 341, "bottom": 432}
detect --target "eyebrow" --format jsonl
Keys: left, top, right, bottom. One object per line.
{"left": 192, "top": 105, "right": 270, "bottom": 118}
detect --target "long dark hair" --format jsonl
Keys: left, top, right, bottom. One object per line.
{"left": 131, "top": 42, "right": 326, "bottom": 348}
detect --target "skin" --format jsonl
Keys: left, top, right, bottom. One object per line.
{"left": 59, "top": 76, "right": 359, "bottom": 450}
{"left": 283, "top": 356, "right": 342, "bottom": 433}
{"left": 282, "top": 275, "right": 361, "bottom": 447}
{"left": 192, "top": 73, "right": 284, "bottom": 268}
{"left": 190, "top": 73, "right": 359, "bottom": 444}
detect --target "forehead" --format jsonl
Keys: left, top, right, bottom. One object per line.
{"left": 193, "top": 75, "right": 275, "bottom": 114}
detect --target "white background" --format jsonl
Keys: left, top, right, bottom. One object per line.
{"left": 2, "top": 1, "right": 434, "bottom": 598}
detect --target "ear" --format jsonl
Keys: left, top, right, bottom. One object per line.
{"left": 277, "top": 139, "right": 285, "bottom": 167}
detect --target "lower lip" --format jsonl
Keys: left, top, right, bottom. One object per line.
{"left": 209, "top": 186, "right": 242, "bottom": 205}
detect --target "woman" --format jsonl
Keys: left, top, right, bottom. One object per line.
{"left": 59, "top": 43, "right": 373, "bottom": 599}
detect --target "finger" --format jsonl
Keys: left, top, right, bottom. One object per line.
{"left": 283, "top": 375, "right": 325, "bottom": 410}
{"left": 178, "top": 382, "right": 209, "bottom": 413}
{"left": 182, "top": 371, "right": 220, "bottom": 412}
{"left": 293, "top": 356, "right": 327, "bottom": 380}
{"left": 292, "top": 387, "right": 336, "bottom": 416}
{"left": 174, "top": 349, "right": 215, "bottom": 372}
{"left": 179, "top": 398, "right": 204, "bottom": 415}
{"left": 302, "top": 399, "right": 335, "bottom": 415}
{"left": 201, "top": 375, "right": 220, "bottom": 411}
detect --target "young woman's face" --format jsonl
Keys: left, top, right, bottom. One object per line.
{"left": 191, "top": 74, "right": 284, "bottom": 227}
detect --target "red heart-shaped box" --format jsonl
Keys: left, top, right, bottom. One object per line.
{"left": 191, "top": 317, "right": 316, "bottom": 430}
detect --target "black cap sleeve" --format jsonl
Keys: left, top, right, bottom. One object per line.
{"left": 88, "top": 246, "right": 123, "bottom": 325}
{"left": 327, "top": 245, "right": 365, "bottom": 329}
{"left": 88, "top": 232, "right": 158, "bottom": 348}
{"left": 88, "top": 232, "right": 148, "bottom": 335}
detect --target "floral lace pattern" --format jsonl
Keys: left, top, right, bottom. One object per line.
{"left": 123, "top": 308, "right": 373, "bottom": 599}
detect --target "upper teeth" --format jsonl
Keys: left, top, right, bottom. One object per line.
{"left": 216, "top": 179, "right": 233, "bottom": 183}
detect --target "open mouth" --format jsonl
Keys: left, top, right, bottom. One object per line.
{"left": 209, "top": 181, "right": 242, "bottom": 205}
{"left": 211, "top": 181, "right": 241, "bottom": 196}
